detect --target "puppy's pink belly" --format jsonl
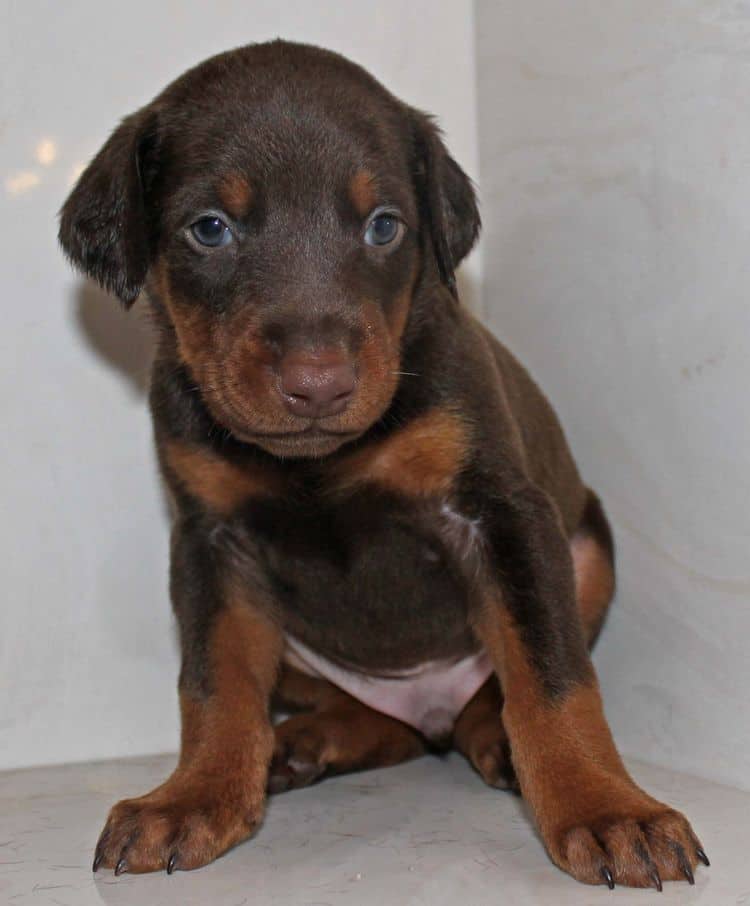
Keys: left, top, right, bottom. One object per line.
{"left": 283, "top": 635, "right": 493, "bottom": 741}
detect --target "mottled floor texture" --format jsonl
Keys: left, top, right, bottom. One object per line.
{"left": 0, "top": 752, "right": 746, "bottom": 905}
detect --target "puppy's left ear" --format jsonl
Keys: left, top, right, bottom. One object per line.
{"left": 58, "top": 107, "right": 161, "bottom": 306}
{"left": 410, "top": 111, "right": 481, "bottom": 296}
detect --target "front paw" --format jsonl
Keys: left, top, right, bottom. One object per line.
{"left": 549, "top": 798, "right": 708, "bottom": 889}
{"left": 93, "top": 778, "right": 264, "bottom": 875}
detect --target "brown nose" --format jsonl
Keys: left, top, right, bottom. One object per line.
{"left": 279, "top": 354, "right": 356, "bottom": 418}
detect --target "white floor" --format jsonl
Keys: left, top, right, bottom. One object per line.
{"left": 0, "top": 752, "right": 745, "bottom": 905}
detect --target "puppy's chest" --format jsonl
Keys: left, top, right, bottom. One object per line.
{"left": 243, "top": 491, "right": 484, "bottom": 673}
{"left": 165, "top": 409, "right": 483, "bottom": 671}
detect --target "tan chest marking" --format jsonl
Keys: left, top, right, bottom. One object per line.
{"left": 332, "top": 408, "right": 470, "bottom": 498}
{"left": 165, "top": 441, "right": 283, "bottom": 515}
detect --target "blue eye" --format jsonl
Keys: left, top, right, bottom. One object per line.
{"left": 190, "top": 216, "right": 233, "bottom": 248}
{"left": 364, "top": 211, "right": 402, "bottom": 247}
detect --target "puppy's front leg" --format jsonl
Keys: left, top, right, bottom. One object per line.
{"left": 473, "top": 484, "right": 707, "bottom": 890}
{"left": 93, "top": 521, "right": 282, "bottom": 875}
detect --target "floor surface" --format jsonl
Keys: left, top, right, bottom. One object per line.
{"left": 0, "top": 752, "right": 746, "bottom": 905}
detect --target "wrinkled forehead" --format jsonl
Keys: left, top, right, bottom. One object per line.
{"left": 160, "top": 78, "right": 417, "bottom": 225}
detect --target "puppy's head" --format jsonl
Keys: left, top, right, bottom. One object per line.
{"left": 60, "top": 41, "right": 480, "bottom": 458}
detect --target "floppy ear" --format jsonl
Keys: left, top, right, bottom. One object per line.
{"left": 58, "top": 107, "right": 160, "bottom": 306}
{"left": 411, "top": 111, "right": 481, "bottom": 296}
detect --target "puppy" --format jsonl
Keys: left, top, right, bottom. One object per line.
{"left": 59, "top": 40, "right": 707, "bottom": 888}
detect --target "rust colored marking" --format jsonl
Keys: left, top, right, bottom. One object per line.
{"left": 571, "top": 533, "right": 615, "bottom": 646}
{"left": 274, "top": 664, "right": 343, "bottom": 711}
{"left": 218, "top": 172, "right": 253, "bottom": 219}
{"left": 180, "top": 602, "right": 283, "bottom": 765}
{"left": 154, "top": 260, "right": 284, "bottom": 439}
{"left": 165, "top": 441, "right": 283, "bottom": 514}
{"left": 332, "top": 408, "right": 469, "bottom": 498}
{"left": 471, "top": 597, "right": 705, "bottom": 887}
{"left": 384, "top": 282, "right": 413, "bottom": 346}
{"left": 453, "top": 675, "right": 516, "bottom": 789}
{"left": 349, "top": 168, "right": 377, "bottom": 217}
{"left": 270, "top": 665, "right": 424, "bottom": 790}
{"left": 474, "top": 600, "right": 625, "bottom": 799}
{"left": 154, "top": 262, "right": 214, "bottom": 373}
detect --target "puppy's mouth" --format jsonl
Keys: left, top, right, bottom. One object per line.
{"left": 202, "top": 392, "right": 371, "bottom": 458}
{"left": 232, "top": 425, "right": 364, "bottom": 458}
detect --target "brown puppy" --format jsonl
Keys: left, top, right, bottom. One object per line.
{"left": 59, "top": 40, "right": 707, "bottom": 889}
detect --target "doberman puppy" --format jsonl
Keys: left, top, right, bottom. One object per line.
{"left": 59, "top": 40, "right": 707, "bottom": 889}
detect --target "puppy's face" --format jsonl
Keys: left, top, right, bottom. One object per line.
{"left": 152, "top": 80, "right": 420, "bottom": 458}
{"left": 60, "top": 42, "right": 479, "bottom": 458}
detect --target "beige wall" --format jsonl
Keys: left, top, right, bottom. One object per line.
{"left": 477, "top": 0, "right": 750, "bottom": 790}
{"left": 0, "top": 1, "right": 479, "bottom": 770}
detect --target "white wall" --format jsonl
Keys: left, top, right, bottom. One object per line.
{"left": 10, "top": 0, "right": 744, "bottom": 792}
{"left": 477, "top": 0, "right": 750, "bottom": 791}
{"left": 0, "top": 1, "right": 479, "bottom": 771}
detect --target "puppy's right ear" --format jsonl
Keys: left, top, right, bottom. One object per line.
{"left": 59, "top": 107, "right": 160, "bottom": 306}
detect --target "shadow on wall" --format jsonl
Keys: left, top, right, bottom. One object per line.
{"left": 74, "top": 280, "right": 155, "bottom": 397}
{"left": 72, "top": 278, "right": 180, "bottom": 667}
{"left": 456, "top": 268, "right": 481, "bottom": 315}
{"left": 73, "top": 275, "right": 174, "bottom": 523}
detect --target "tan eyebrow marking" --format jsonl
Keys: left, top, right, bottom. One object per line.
{"left": 349, "top": 169, "right": 378, "bottom": 218}
{"left": 217, "top": 172, "right": 253, "bottom": 219}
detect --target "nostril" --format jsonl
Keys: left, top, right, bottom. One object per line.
{"left": 279, "top": 356, "right": 356, "bottom": 417}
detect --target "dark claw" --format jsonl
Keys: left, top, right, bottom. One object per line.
{"left": 93, "top": 826, "right": 110, "bottom": 872}
{"left": 634, "top": 838, "right": 661, "bottom": 891}
{"left": 167, "top": 852, "right": 178, "bottom": 875}
{"left": 600, "top": 866, "right": 615, "bottom": 890}
{"left": 92, "top": 845, "right": 104, "bottom": 873}
{"left": 670, "top": 842, "right": 695, "bottom": 884}
{"left": 114, "top": 857, "right": 128, "bottom": 877}
{"left": 676, "top": 848, "right": 695, "bottom": 884}
{"left": 696, "top": 847, "right": 710, "bottom": 867}
{"left": 649, "top": 869, "right": 663, "bottom": 892}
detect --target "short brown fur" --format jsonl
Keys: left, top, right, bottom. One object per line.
{"left": 154, "top": 263, "right": 214, "bottom": 378}
{"left": 270, "top": 666, "right": 424, "bottom": 792}
{"left": 58, "top": 40, "right": 706, "bottom": 890}
{"left": 93, "top": 602, "right": 283, "bottom": 874}
{"left": 218, "top": 172, "right": 253, "bottom": 219}
{"left": 571, "top": 534, "right": 615, "bottom": 646}
{"left": 165, "top": 441, "right": 284, "bottom": 514}
{"left": 349, "top": 169, "right": 378, "bottom": 218}
{"left": 332, "top": 407, "right": 468, "bottom": 497}
{"left": 474, "top": 599, "right": 701, "bottom": 888}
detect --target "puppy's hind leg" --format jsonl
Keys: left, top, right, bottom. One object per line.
{"left": 570, "top": 489, "right": 616, "bottom": 648}
{"left": 453, "top": 674, "right": 516, "bottom": 790}
{"left": 269, "top": 666, "right": 426, "bottom": 792}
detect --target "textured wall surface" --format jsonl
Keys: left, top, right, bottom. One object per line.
{"left": 477, "top": 0, "right": 750, "bottom": 790}
{"left": 0, "top": 0, "right": 479, "bottom": 770}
